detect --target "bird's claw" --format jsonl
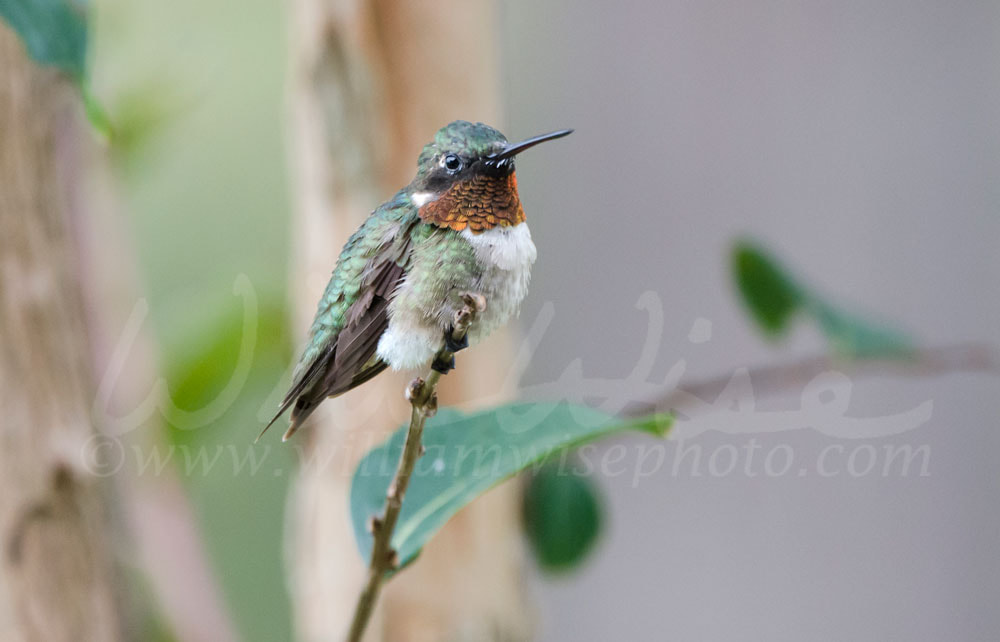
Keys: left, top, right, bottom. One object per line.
{"left": 431, "top": 354, "right": 456, "bottom": 374}
{"left": 444, "top": 329, "right": 469, "bottom": 353}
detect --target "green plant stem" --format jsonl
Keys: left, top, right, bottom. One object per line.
{"left": 345, "top": 294, "right": 485, "bottom": 642}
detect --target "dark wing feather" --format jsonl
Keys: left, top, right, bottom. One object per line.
{"left": 255, "top": 344, "right": 334, "bottom": 442}
{"left": 278, "top": 357, "right": 389, "bottom": 441}
{"left": 258, "top": 203, "right": 418, "bottom": 442}
{"left": 278, "top": 260, "right": 403, "bottom": 440}
{"left": 273, "top": 243, "right": 410, "bottom": 441}
{"left": 325, "top": 258, "right": 403, "bottom": 393}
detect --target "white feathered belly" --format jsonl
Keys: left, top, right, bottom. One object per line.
{"left": 376, "top": 223, "right": 537, "bottom": 370}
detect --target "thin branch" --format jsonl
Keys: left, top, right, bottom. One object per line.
{"left": 345, "top": 293, "right": 486, "bottom": 642}
{"left": 637, "top": 342, "right": 998, "bottom": 417}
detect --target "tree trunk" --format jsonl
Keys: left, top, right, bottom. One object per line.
{"left": 0, "top": 25, "right": 125, "bottom": 642}
{"left": 286, "top": 1, "right": 531, "bottom": 640}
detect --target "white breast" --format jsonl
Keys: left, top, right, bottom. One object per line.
{"left": 377, "top": 222, "right": 537, "bottom": 371}
{"left": 461, "top": 223, "right": 537, "bottom": 341}
{"left": 462, "top": 223, "right": 537, "bottom": 270}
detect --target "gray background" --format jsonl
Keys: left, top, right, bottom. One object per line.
{"left": 501, "top": 1, "right": 1000, "bottom": 640}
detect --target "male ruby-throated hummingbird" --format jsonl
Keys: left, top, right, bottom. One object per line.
{"left": 261, "top": 121, "right": 572, "bottom": 441}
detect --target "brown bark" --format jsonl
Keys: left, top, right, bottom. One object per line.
{"left": 0, "top": 25, "right": 125, "bottom": 642}
{"left": 286, "top": 1, "right": 530, "bottom": 640}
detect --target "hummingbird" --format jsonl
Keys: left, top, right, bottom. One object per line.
{"left": 261, "top": 121, "right": 572, "bottom": 441}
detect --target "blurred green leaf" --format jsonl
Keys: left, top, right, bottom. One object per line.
{"left": 523, "top": 463, "right": 602, "bottom": 572}
{"left": 810, "top": 300, "right": 913, "bottom": 358}
{"left": 107, "top": 80, "right": 191, "bottom": 161}
{"left": 732, "top": 240, "right": 914, "bottom": 358}
{"left": 0, "top": 0, "right": 87, "bottom": 78}
{"left": 81, "top": 81, "right": 114, "bottom": 140}
{"left": 163, "top": 303, "right": 288, "bottom": 445}
{"left": 161, "top": 300, "right": 294, "bottom": 642}
{"left": 351, "top": 403, "right": 671, "bottom": 571}
{"left": 733, "top": 242, "right": 803, "bottom": 335}
{"left": 0, "top": 0, "right": 117, "bottom": 137}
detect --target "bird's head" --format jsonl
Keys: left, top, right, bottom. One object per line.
{"left": 408, "top": 121, "right": 572, "bottom": 233}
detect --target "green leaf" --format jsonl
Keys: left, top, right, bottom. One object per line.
{"left": 732, "top": 240, "right": 914, "bottom": 358}
{"left": 809, "top": 301, "right": 913, "bottom": 359}
{"left": 0, "top": 0, "right": 88, "bottom": 78}
{"left": 0, "top": 0, "right": 112, "bottom": 138}
{"left": 732, "top": 242, "right": 803, "bottom": 335}
{"left": 523, "top": 463, "right": 602, "bottom": 572}
{"left": 106, "top": 81, "right": 187, "bottom": 159}
{"left": 350, "top": 403, "right": 671, "bottom": 571}
{"left": 81, "top": 81, "right": 114, "bottom": 141}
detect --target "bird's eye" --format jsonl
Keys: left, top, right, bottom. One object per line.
{"left": 443, "top": 154, "right": 463, "bottom": 172}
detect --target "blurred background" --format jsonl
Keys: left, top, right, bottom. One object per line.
{"left": 2, "top": 0, "right": 996, "bottom": 641}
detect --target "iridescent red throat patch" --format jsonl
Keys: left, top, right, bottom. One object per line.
{"left": 418, "top": 173, "right": 525, "bottom": 233}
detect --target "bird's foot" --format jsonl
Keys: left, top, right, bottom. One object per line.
{"left": 444, "top": 327, "right": 469, "bottom": 353}
{"left": 431, "top": 354, "right": 456, "bottom": 374}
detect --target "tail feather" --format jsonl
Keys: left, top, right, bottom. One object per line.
{"left": 281, "top": 396, "right": 324, "bottom": 441}
{"left": 256, "top": 345, "right": 335, "bottom": 443}
{"left": 255, "top": 399, "right": 295, "bottom": 443}
{"left": 281, "top": 400, "right": 321, "bottom": 442}
{"left": 257, "top": 340, "right": 392, "bottom": 443}
{"left": 256, "top": 394, "right": 322, "bottom": 443}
